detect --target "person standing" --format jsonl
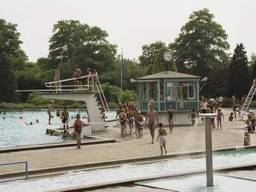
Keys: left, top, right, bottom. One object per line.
{"left": 216, "top": 108, "right": 224, "bottom": 130}
{"left": 86, "top": 68, "right": 92, "bottom": 90}
{"left": 61, "top": 107, "right": 69, "bottom": 135}
{"left": 47, "top": 104, "right": 53, "bottom": 125}
{"left": 232, "top": 95, "right": 236, "bottom": 109}
{"left": 73, "top": 65, "right": 83, "bottom": 88}
{"left": 156, "top": 123, "right": 167, "bottom": 155}
{"left": 167, "top": 106, "right": 175, "bottom": 133}
{"left": 119, "top": 108, "right": 127, "bottom": 137}
{"left": 145, "top": 105, "right": 159, "bottom": 144}
{"left": 73, "top": 114, "right": 87, "bottom": 149}
{"left": 135, "top": 111, "right": 144, "bottom": 137}
{"left": 190, "top": 109, "right": 197, "bottom": 128}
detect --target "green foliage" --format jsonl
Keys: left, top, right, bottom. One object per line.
{"left": 102, "top": 84, "right": 121, "bottom": 103}
{"left": 16, "top": 63, "right": 44, "bottom": 90}
{"left": 48, "top": 20, "right": 117, "bottom": 77}
{"left": 48, "top": 20, "right": 90, "bottom": 67}
{"left": 0, "top": 19, "right": 26, "bottom": 102}
{"left": 121, "top": 90, "right": 137, "bottom": 102}
{"left": 27, "top": 92, "right": 49, "bottom": 105}
{"left": 139, "top": 41, "right": 171, "bottom": 74}
{"left": 171, "top": 9, "right": 230, "bottom": 96}
{"left": 229, "top": 43, "right": 250, "bottom": 98}
{"left": 251, "top": 54, "right": 256, "bottom": 80}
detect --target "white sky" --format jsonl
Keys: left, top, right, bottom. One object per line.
{"left": 1, "top": 0, "right": 256, "bottom": 62}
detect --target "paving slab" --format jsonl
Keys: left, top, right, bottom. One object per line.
{"left": 0, "top": 109, "right": 248, "bottom": 176}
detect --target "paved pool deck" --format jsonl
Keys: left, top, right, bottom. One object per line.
{"left": 0, "top": 108, "right": 252, "bottom": 176}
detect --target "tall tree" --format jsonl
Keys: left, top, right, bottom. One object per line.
{"left": 0, "top": 19, "right": 25, "bottom": 102}
{"left": 170, "top": 9, "right": 230, "bottom": 96}
{"left": 139, "top": 41, "right": 173, "bottom": 74}
{"left": 48, "top": 20, "right": 89, "bottom": 68}
{"left": 48, "top": 20, "right": 116, "bottom": 77}
{"left": 250, "top": 54, "right": 256, "bottom": 81}
{"left": 229, "top": 43, "right": 250, "bottom": 98}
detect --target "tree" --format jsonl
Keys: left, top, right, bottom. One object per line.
{"left": 0, "top": 19, "right": 25, "bottom": 102}
{"left": 48, "top": 20, "right": 89, "bottom": 68}
{"left": 250, "top": 54, "right": 256, "bottom": 80}
{"left": 48, "top": 20, "right": 117, "bottom": 76}
{"left": 139, "top": 41, "right": 172, "bottom": 74}
{"left": 171, "top": 9, "right": 230, "bottom": 96}
{"left": 229, "top": 43, "right": 250, "bottom": 98}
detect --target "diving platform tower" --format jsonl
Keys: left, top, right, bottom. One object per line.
{"left": 18, "top": 74, "right": 109, "bottom": 132}
{"left": 42, "top": 74, "right": 109, "bottom": 132}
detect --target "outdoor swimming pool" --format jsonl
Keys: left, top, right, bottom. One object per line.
{"left": 0, "top": 110, "right": 117, "bottom": 148}
{"left": 1, "top": 148, "right": 256, "bottom": 192}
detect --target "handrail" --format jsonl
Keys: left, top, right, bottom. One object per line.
{"left": 0, "top": 161, "right": 28, "bottom": 182}
{"left": 45, "top": 74, "right": 97, "bottom": 86}
{"left": 96, "top": 76, "right": 109, "bottom": 111}
{"left": 44, "top": 73, "right": 109, "bottom": 112}
{"left": 96, "top": 83, "right": 107, "bottom": 112}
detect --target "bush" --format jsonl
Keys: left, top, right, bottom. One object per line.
{"left": 27, "top": 92, "right": 49, "bottom": 105}
{"left": 102, "top": 84, "right": 121, "bottom": 103}
{"left": 221, "top": 97, "right": 232, "bottom": 107}
{"left": 0, "top": 102, "right": 17, "bottom": 109}
{"left": 121, "top": 90, "right": 137, "bottom": 102}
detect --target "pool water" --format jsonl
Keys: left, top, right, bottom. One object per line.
{"left": 0, "top": 110, "right": 117, "bottom": 148}
{"left": 1, "top": 148, "right": 256, "bottom": 192}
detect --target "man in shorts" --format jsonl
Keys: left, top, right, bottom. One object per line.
{"left": 145, "top": 104, "right": 158, "bottom": 144}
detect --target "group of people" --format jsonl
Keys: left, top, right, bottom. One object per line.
{"left": 118, "top": 103, "right": 168, "bottom": 155}
{"left": 200, "top": 97, "right": 225, "bottom": 130}
{"left": 73, "top": 65, "right": 98, "bottom": 91}
{"left": 246, "top": 111, "right": 256, "bottom": 133}
{"left": 118, "top": 102, "right": 145, "bottom": 137}
{"left": 47, "top": 104, "right": 88, "bottom": 149}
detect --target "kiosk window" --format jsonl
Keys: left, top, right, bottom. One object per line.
{"left": 166, "top": 82, "right": 175, "bottom": 100}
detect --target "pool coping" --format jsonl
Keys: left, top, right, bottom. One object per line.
{"left": 0, "top": 137, "right": 116, "bottom": 154}
{"left": 0, "top": 145, "right": 256, "bottom": 180}
{"left": 46, "top": 164, "right": 256, "bottom": 192}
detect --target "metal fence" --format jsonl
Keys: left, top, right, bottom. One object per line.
{"left": 0, "top": 161, "right": 28, "bottom": 183}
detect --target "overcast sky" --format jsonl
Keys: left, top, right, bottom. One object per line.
{"left": 1, "top": 0, "right": 256, "bottom": 62}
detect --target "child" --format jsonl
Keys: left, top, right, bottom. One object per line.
{"left": 73, "top": 114, "right": 87, "bottom": 149}
{"left": 217, "top": 108, "right": 224, "bottom": 130}
{"left": 229, "top": 112, "right": 234, "bottom": 122}
{"left": 190, "top": 109, "right": 197, "bottom": 128}
{"left": 135, "top": 111, "right": 144, "bottom": 137}
{"left": 119, "top": 109, "right": 127, "bottom": 137}
{"left": 156, "top": 123, "right": 167, "bottom": 155}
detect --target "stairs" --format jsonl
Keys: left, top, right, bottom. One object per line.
{"left": 240, "top": 81, "right": 256, "bottom": 117}
{"left": 43, "top": 73, "right": 109, "bottom": 131}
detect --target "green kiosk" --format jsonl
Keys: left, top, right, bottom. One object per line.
{"left": 134, "top": 71, "right": 200, "bottom": 125}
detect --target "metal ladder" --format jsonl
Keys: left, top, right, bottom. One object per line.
{"left": 240, "top": 81, "right": 256, "bottom": 116}
{"left": 95, "top": 76, "right": 109, "bottom": 112}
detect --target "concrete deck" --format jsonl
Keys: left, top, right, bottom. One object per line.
{"left": 0, "top": 109, "right": 251, "bottom": 176}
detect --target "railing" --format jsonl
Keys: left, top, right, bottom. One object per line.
{"left": 45, "top": 74, "right": 109, "bottom": 112}
{"left": 0, "top": 161, "right": 28, "bottom": 182}
{"left": 45, "top": 74, "right": 97, "bottom": 91}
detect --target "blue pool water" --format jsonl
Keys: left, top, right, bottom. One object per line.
{"left": 1, "top": 148, "right": 256, "bottom": 192}
{"left": 0, "top": 110, "right": 117, "bottom": 148}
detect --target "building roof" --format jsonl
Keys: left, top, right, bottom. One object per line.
{"left": 136, "top": 71, "right": 200, "bottom": 81}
